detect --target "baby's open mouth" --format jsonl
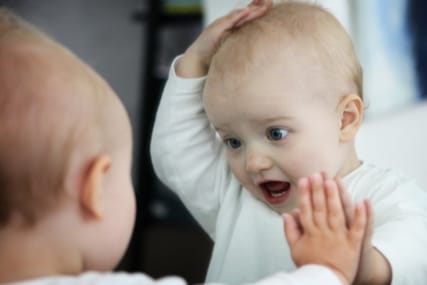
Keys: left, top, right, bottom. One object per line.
{"left": 260, "top": 181, "right": 291, "bottom": 204}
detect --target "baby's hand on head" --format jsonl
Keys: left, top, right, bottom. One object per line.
{"left": 176, "top": 0, "right": 272, "bottom": 78}
{"left": 283, "top": 173, "right": 369, "bottom": 285}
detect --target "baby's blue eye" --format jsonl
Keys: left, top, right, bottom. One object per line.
{"left": 267, "top": 128, "right": 288, "bottom": 141}
{"left": 225, "top": 138, "right": 242, "bottom": 149}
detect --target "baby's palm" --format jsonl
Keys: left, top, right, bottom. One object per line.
{"left": 283, "top": 175, "right": 368, "bottom": 285}
{"left": 290, "top": 225, "right": 361, "bottom": 280}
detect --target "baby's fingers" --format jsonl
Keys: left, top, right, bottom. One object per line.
{"left": 310, "top": 173, "right": 327, "bottom": 227}
{"left": 298, "top": 177, "right": 314, "bottom": 231}
{"left": 325, "top": 179, "right": 345, "bottom": 230}
{"left": 336, "top": 177, "right": 354, "bottom": 227}
{"left": 348, "top": 200, "right": 368, "bottom": 246}
{"left": 217, "top": 8, "right": 252, "bottom": 32}
{"left": 283, "top": 213, "right": 301, "bottom": 248}
{"left": 235, "top": 0, "right": 272, "bottom": 27}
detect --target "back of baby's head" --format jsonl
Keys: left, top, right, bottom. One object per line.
{"left": 0, "top": 9, "right": 119, "bottom": 228}
{"left": 211, "top": 1, "right": 363, "bottom": 100}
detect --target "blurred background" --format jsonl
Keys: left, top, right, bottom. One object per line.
{"left": 0, "top": 0, "right": 425, "bottom": 283}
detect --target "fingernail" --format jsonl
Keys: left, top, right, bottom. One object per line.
{"left": 312, "top": 172, "right": 322, "bottom": 181}
{"left": 298, "top": 177, "right": 308, "bottom": 187}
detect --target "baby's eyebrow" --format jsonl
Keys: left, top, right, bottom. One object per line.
{"left": 213, "top": 126, "right": 227, "bottom": 133}
{"left": 210, "top": 120, "right": 231, "bottom": 132}
{"left": 251, "top": 116, "right": 295, "bottom": 124}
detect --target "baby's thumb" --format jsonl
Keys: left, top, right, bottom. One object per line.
{"left": 283, "top": 213, "right": 300, "bottom": 247}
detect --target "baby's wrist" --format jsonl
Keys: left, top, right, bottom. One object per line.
{"left": 354, "top": 248, "right": 391, "bottom": 285}
{"left": 366, "top": 248, "right": 391, "bottom": 285}
{"left": 330, "top": 267, "right": 350, "bottom": 285}
{"left": 176, "top": 51, "right": 208, "bottom": 78}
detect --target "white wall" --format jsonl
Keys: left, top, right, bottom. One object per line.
{"left": 356, "top": 101, "right": 427, "bottom": 189}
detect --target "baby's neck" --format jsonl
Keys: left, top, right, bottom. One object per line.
{"left": 337, "top": 143, "right": 362, "bottom": 178}
{"left": 0, "top": 219, "right": 83, "bottom": 283}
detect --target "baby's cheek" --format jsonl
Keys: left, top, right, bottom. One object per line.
{"left": 228, "top": 159, "right": 257, "bottom": 190}
{"left": 281, "top": 155, "right": 312, "bottom": 179}
{"left": 229, "top": 161, "right": 247, "bottom": 184}
{"left": 287, "top": 150, "right": 330, "bottom": 178}
{"left": 227, "top": 154, "right": 240, "bottom": 172}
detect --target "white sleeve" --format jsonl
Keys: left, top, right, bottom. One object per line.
{"left": 16, "top": 267, "right": 341, "bottom": 285}
{"left": 150, "top": 56, "right": 232, "bottom": 237}
{"left": 12, "top": 272, "right": 187, "bottom": 285}
{"left": 207, "top": 265, "right": 343, "bottom": 285}
{"left": 369, "top": 178, "right": 427, "bottom": 285}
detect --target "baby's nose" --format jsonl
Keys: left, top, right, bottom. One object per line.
{"left": 245, "top": 149, "right": 273, "bottom": 173}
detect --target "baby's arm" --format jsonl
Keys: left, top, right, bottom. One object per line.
{"left": 150, "top": 1, "right": 272, "bottom": 234}
{"left": 283, "top": 174, "right": 369, "bottom": 285}
{"left": 355, "top": 250, "right": 391, "bottom": 285}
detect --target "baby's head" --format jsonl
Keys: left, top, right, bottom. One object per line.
{"left": 203, "top": 2, "right": 364, "bottom": 213}
{"left": 0, "top": 9, "right": 135, "bottom": 278}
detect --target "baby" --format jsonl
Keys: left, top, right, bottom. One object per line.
{"left": 151, "top": 1, "right": 427, "bottom": 285}
{"left": 0, "top": 6, "right": 136, "bottom": 283}
{"left": 0, "top": 6, "right": 368, "bottom": 285}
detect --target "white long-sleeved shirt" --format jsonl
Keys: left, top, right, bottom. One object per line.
{"left": 150, "top": 57, "right": 427, "bottom": 285}
{"left": 6, "top": 266, "right": 342, "bottom": 285}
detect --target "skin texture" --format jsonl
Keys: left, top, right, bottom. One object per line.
{"left": 283, "top": 173, "right": 369, "bottom": 285}
{"left": 203, "top": 51, "right": 362, "bottom": 213}
{"left": 177, "top": 1, "right": 391, "bottom": 285}
{"left": 0, "top": 11, "right": 136, "bottom": 282}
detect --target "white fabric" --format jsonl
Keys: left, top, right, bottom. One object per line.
{"left": 9, "top": 272, "right": 185, "bottom": 285}
{"left": 7, "top": 266, "right": 342, "bottom": 285}
{"left": 150, "top": 57, "right": 427, "bottom": 285}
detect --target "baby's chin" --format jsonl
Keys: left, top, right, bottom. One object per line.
{"left": 253, "top": 195, "right": 298, "bottom": 215}
{"left": 269, "top": 202, "right": 298, "bottom": 215}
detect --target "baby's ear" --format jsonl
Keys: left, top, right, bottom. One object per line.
{"left": 80, "top": 155, "right": 112, "bottom": 219}
{"left": 337, "top": 94, "right": 363, "bottom": 142}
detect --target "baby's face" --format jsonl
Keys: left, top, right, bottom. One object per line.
{"left": 204, "top": 59, "right": 349, "bottom": 214}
